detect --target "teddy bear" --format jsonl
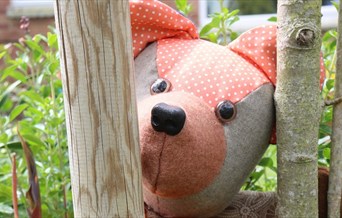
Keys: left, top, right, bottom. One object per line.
{"left": 130, "top": 0, "right": 326, "bottom": 217}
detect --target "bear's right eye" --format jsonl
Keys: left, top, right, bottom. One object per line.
{"left": 215, "top": 100, "right": 236, "bottom": 123}
{"left": 150, "top": 78, "right": 171, "bottom": 95}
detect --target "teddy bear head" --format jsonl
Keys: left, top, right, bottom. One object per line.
{"left": 131, "top": 1, "right": 324, "bottom": 217}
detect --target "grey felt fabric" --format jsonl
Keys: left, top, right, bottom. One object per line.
{"left": 134, "top": 42, "right": 159, "bottom": 100}
{"left": 145, "top": 191, "right": 278, "bottom": 218}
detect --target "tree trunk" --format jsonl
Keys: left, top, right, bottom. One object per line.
{"left": 328, "top": 3, "right": 342, "bottom": 218}
{"left": 54, "top": 0, "right": 144, "bottom": 217}
{"left": 275, "top": 1, "right": 322, "bottom": 217}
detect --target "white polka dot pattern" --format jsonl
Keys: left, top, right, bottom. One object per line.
{"left": 157, "top": 39, "right": 270, "bottom": 107}
{"left": 130, "top": 1, "right": 326, "bottom": 109}
{"left": 229, "top": 25, "right": 277, "bottom": 85}
{"left": 229, "top": 24, "right": 325, "bottom": 86}
{"left": 130, "top": 0, "right": 198, "bottom": 57}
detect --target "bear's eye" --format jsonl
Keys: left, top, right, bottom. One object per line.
{"left": 215, "top": 100, "right": 236, "bottom": 123}
{"left": 150, "top": 78, "right": 171, "bottom": 95}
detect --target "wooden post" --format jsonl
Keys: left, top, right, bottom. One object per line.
{"left": 275, "top": 0, "right": 322, "bottom": 217}
{"left": 54, "top": 0, "right": 144, "bottom": 216}
{"left": 328, "top": 3, "right": 342, "bottom": 218}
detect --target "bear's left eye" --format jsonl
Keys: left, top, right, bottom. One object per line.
{"left": 150, "top": 78, "right": 171, "bottom": 95}
{"left": 215, "top": 100, "right": 236, "bottom": 123}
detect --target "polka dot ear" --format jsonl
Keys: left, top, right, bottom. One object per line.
{"left": 215, "top": 100, "right": 236, "bottom": 123}
{"left": 150, "top": 78, "right": 172, "bottom": 95}
{"left": 228, "top": 24, "right": 277, "bottom": 86}
{"left": 130, "top": 0, "right": 198, "bottom": 58}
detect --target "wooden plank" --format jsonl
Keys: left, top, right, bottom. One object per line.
{"left": 54, "top": 0, "right": 143, "bottom": 216}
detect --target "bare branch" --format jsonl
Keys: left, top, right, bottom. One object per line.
{"left": 328, "top": 2, "right": 342, "bottom": 217}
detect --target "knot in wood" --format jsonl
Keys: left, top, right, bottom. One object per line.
{"left": 296, "top": 29, "right": 315, "bottom": 47}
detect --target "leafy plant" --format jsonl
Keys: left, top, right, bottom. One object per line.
{"left": 199, "top": 0, "right": 240, "bottom": 45}
{"left": 175, "top": 0, "right": 193, "bottom": 16}
{"left": 0, "top": 26, "right": 71, "bottom": 217}
{"left": 242, "top": 145, "right": 277, "bottom": 191}
{"left": 318, "top": 29, "right": 338, "bottom": 167}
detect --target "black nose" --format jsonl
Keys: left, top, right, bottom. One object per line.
{"left": 151, "top": 103, "right": 186, "bottom": 136}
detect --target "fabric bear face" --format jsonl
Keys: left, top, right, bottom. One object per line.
{"left": 132, "top": 0, "right": 325, "bottom": 217}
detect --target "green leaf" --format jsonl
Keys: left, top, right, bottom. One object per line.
{"left": 323, "top": 148, "right": 331, "bottom": 159}
{"left": 222, "top": 7, "right": 229, "bottom": 14}
{"left": 9, "top": 104, "right": 28, "bottom": 122}
{"left": 20, "top": 90, "right": 45, "bottom": 104}
{"left": 230, "top": 31, "right": 239, "bottom": 41}
{"left": 0, "top": 203, "right": 13, "bottom": 214}
{"left": 228, "top": 9, "right": 239, "bottom": 17}
{"left": 185, "top": 4, "right": 193, "bottom": 14}
{"left": 22, "top": 134, "right": 46, "bottom": 147}
{"left": 33, "top": 34, "right": 47, "bottom": 43}
{"left": 0, "top": 80, "right": 21, "bottom": 102}
{"left": 226, "top": 16, "right": 240, "bottom": 27}
{"left": 1, "top": 70, "right": 27, "bottom": 83}
{"left": 326, "top": 78, "right": 335, "bottom": 90}
{"left": 206, "top": 32, "right": 218, "bottom": 43}
{"left": 320, "top": 124, "right": 332, "bottom": 135}
{"left": 269, "top": 166, "right": 277, "bottom": 173}
{"left": 0, "top": 133, "right": 8, "bottom": 143}
{"left": 250, "top": 171, "right": 264, "bottom": 182}
{"left": 332, "top": 1, "right": 339, "bottom": 11}
{"left": 0, "top": 51, "right": 6, "bottom": 59}
{"left": 25, "top": 40, "right": 44, "bottom": 55}
{"left": 0, "top": 184, "right": 13, "bottom": 204}
{"left": 48, "top": 62, "right": 60, "bottom": 74}
{"left": 176, "top": 0, "right": 186, "bottom": 8}
{"left": 26, "top": 107, "right": 44, "bottom": 120}
{"left": 1, "top": 65, "right": 17, "bottom": 81}
{"left": 258, "top": 157, "right": 274, "bottom": 167}
{"left": 0, "top": 94, "right": 13, "bottom": 112}
{"left": 268, "top": 16, "right": 277, "bottom": 22}
{"left": 200, "top": 17, "right": 220, "bottom": 37}
{"left": 0, "top": 141, "right": 22, "bottom": 150}
{"left": 175, "top": 0, "right": 192, "bottom": 16}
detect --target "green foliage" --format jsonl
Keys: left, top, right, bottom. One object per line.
{"left": 319, "top": 29, "right": 338, "bottom": 167}
{"left": 268, "top": 16, "right": 277, "bottom": 22}
{"left": 227, "top": 0, "right": 277, "bottom": 15}
{"left": 0, "top": 30, "right": 72, "bottom": 217}
{"left": 175, "top": 0, "right": 193, "bottom": 16}
{"left": 200, "top": 0, "right": 239, "bottom": 45}
{"left": 242, "top": 145, "right": 277, "bottom": 191}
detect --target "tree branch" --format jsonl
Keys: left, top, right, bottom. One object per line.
{"left": 328, "top": 2, "right": 342, "bottom": 217}
{"left": 275, "top": 1, "right": 322, "bottom": 217}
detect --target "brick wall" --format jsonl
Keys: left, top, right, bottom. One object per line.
{"left": 0, "top": 0, "right": 199, "bottom": 44}
{"left": 0, "top": 0, "right": 55, "bottom": 43}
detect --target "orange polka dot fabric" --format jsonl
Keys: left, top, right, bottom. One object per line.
{"left": 130, "top": 0, "right": 198, "bottom": 58}
{"left": 229, "top": 25, "right": 277, "bottom": 85}
{"left": 157, "top": 38, "right": 270, "bottom": 107}
{"left": 130, "top": 0, "right": 325, "bottom": 109}
{"left": 229, "top": 25, "right": 326, "bottom": 87}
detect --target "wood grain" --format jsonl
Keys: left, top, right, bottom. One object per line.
{"left": 54, "top": 0, "right": 143, "bottom": 216}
